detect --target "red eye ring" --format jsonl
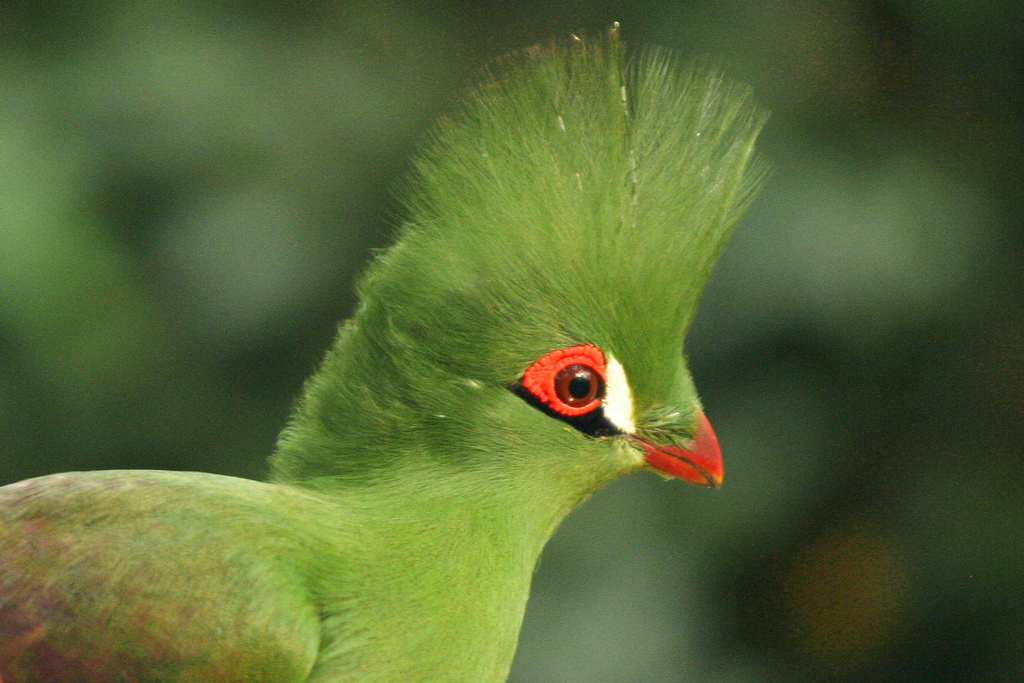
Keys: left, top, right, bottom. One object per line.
{"left": 522, "top": 345, "right": 606, "bottom": 416}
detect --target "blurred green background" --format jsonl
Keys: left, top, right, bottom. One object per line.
{"left": 1, "top": 1, "right": 1021, "bottom": 680}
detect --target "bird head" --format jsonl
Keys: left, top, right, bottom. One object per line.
{"left": 272, "top": 29, "right": 766, "bottom": 501}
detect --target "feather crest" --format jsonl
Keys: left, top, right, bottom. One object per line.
{"left": 373, "top": 30, "right": 766, "bottom": 387}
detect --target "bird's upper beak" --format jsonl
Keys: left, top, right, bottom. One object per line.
{"left": 632, "top": 412, "right": 723, "bottom": 488}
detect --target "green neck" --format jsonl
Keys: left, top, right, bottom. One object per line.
{"left": 281, "top": 442, "right": 619, "bottom": 682}
{"left": 268, "top": 305, "right": 632, "bottom": 681}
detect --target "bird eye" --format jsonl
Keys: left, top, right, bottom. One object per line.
{"left": 555, "top": 365, "right": 601, "bottom": 407}
{"left": 519, "top": 345, "right": 606, "bottom": 417}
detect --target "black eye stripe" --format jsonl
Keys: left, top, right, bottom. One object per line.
{"left": 509, "top": 379, "right": 621, "bottom": 438}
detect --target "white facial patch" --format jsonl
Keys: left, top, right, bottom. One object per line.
{"left": 603, "top": 354, "right": 635, "bottom": 434}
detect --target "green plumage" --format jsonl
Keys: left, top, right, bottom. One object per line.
{"left": 0, "top": 30, "right": 766, "bottom": 682}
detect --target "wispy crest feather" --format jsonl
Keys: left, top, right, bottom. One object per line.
{"left": 384, "top": 30, "right": 765, "bottom": 372}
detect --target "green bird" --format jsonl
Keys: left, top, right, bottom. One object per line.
{"left": 0, "top": 28, "right": 765, "bottom": 683}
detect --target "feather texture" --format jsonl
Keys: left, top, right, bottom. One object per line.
{"left": 274, "top": 29, "right": 766, "bottom": 483}
{"left": 1, "top": 28, "right": 766, "bottom": 683}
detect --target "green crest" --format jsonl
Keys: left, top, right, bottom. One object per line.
{"left": 273, "top": 29, "right": 767, "bottom": 482}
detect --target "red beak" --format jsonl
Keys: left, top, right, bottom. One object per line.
{"left": 634, "top": 411, "right": 723, "bottom": 488}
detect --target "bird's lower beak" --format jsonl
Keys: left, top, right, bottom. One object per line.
{"left": 633, "top": 412, "right": 723, "bottom": 488}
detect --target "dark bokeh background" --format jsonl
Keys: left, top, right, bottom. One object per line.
{"left": 1, "top": 1, "right": 1022, "bottom": 680}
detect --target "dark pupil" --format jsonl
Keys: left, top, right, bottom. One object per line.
{"left": 568, "top": 375, "right": 592, "bottom": 399}
{"left": 554, "top": 364, "right": 602, "bottom": 407}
